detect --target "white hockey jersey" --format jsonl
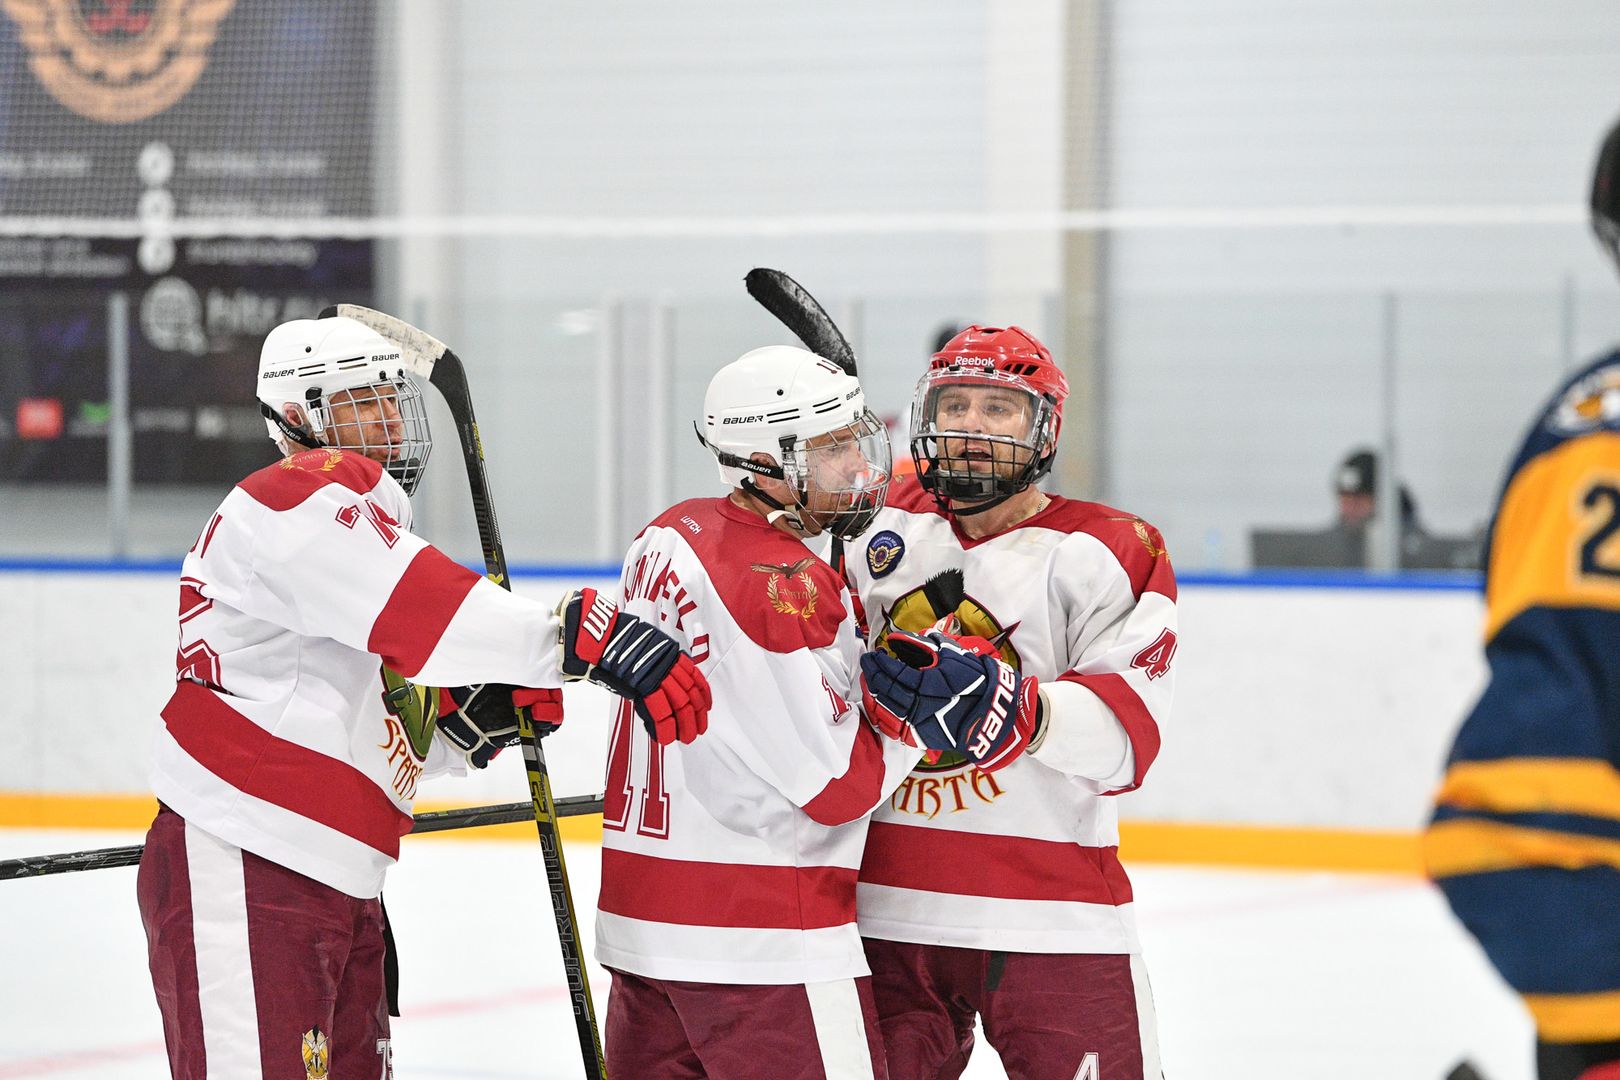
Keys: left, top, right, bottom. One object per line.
{"left": 844, "top": 477, "right": 1178, "bottom": 954}
{"left": 150, "top": 448, "right": 565, "bottom": 899}
{"left": 594, "top": 496, "right": 922, "bottom": 985}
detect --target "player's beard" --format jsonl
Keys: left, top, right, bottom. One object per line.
{"left": 940, "top": 436, "right": 1034, "bottom": 484}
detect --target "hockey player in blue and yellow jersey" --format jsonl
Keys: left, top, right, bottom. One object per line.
{"left": 1426, "top": 116, "right": 1620, "bottom": 1080}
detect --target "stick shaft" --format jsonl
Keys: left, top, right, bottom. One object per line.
{"left": 429, "top": 352, "right": 608, "bottom": 1079}
{"left": 317, "top": 304, "right": 606, "bottom": 1075}
{"left": 0, "top": 794, "right": 604, "bottom": 881}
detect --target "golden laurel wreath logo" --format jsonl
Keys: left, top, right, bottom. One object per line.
{"left": 279, "top": 449, "right": 345, "bottom": 473}
{"left": 2, "top": 0, "right": 237, "bottom": 124}
{"left": 752, "top": 557, "right": 819, "bottom": 619}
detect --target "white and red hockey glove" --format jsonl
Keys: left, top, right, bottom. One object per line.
{"left": 558, "top": 588, "right": 711, "bottom": 745}
{"left": 437, "top": 684, "right": 564, "bottom": 768}
{"left": 859, "top": 629, "right": 1040, "bottom": 772}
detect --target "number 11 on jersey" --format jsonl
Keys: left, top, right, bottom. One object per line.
{"left": 603, "top": 699, "right": 670, "bottom": 838}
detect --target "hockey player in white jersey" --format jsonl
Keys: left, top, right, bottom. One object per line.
{"left": 136, "top": 315, "right": 711, "bottom": 1080}
{"left": 850, "top": 326, "right": 1177, "bottom": 1080}
{"left": 595, "top": 345, "right": 923, "bottom": 1079}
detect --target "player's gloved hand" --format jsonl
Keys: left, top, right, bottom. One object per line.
{"left": 859, "top": 629, "right": 1040, "bottom": 772}
{"left": 557, "top": 588, "right": 712, "bottom": 745}
{"left": 437, "top": 684, "right": 564, "bottom": 768}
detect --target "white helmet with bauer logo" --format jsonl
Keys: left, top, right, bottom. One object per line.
{"left": 695, "top": 345, "right": 892, "bottom": 540}
{"left": 256, "top": 316, "right": 433, "bottom": 494}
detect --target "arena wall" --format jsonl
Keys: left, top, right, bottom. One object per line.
{"left": 3, "top": 568, "right": 1485, "bottom": 873}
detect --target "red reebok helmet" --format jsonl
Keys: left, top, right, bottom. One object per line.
{"left": 929, "top": 325, "right": 1069, "bottom": 431}
{"left": 911, "top": 325, "right": 1068, "bottom": 507}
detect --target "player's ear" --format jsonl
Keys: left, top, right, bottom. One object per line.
{"left": 748, "top": 452, "right": 788, "bottom": 495}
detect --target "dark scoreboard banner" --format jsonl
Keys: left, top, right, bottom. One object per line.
{"left": 0, "top": 1, "right": 376, "bottom": 484}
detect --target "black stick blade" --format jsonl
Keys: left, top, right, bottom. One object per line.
{"left": 744, "top": 268, "right": 858, "bottom": 376}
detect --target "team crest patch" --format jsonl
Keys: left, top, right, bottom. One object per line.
{"left": 301, "top": 1027, "right": 330, "bottom": 1080}
{"left": 1549, "top": 362, "right": 1620, "bottom": 435}
{"left": 866, "top": 530, "right": 904, "bottom": 578}
{"left": 2, "top": 0, "right": 238, "bottom": 125}
{"left": 874, "top": 569, "right": 1020, "bottom": 776}
{"left": 751, "top": 557, "right": 819, "bottom": 619}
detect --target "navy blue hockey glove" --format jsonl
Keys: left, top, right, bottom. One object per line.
{"left": 437, "top": 684, "right": 563, "bottom": 768}
{"left": 558, "top": 588, "right": 711, "bottom": 745}
{"left": 859, "top": 629, "right": 1040, "bottom": 772}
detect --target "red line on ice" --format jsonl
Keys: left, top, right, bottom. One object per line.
{"left": 0, "top": 986, "right": 570, "bottom": 1075}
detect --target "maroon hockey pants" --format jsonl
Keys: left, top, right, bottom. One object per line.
{"left": 136, "top": 806, "right": 392, "bottom": 1080}
{"left": 605, "top": 967, "right": 889, "bottom": 1079}
{"left": 863, "top": 938, "right": 1160, "bottom": 1080}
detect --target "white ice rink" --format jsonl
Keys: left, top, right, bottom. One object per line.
{"left": 0, "top": 826, "right": 1536, "bottom": 1080}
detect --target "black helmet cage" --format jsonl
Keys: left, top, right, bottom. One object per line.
{"left": 909, "top": 369, "right": 1060, "bottom": 505}
{"left": 262, "top": 372, "right": 432, "bottom": 495}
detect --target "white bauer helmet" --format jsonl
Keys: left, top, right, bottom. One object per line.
{"left": 695, "top": 345, "right": 892, "bottom": 540}
{"left": 256, "top": 316, "right": 433, "bottom": 494}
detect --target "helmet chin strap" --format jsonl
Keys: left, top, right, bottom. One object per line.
{"left": 918, "top": 461, "right": 1019, "bottom": 519}
{"left": 741, "top": 479, "right": 816, "bottom": 536}
{"left": 259, "top": 402, "right": 323, "bottom": 452}
{"left": 943, "top": 490, "right": 1017, "bottom": 518}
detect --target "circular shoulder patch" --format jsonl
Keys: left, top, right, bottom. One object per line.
{"left": 1550, "top": 360, "right": 1620, "bottom": 435}
{"left": 866, "top": 530, "right": 905, "bottom": 578}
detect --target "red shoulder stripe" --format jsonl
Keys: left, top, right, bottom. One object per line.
{"left": 802, "top": 721, "right": 887, "bottom": 826}
{"left": 661, "top": 497, "right": 848, "bottom": 654}
{"left": 238, "top": 449, "right": 384, "bottom": 512}
{"left": 1058, "top": 671, "right": 1161, "bottom": 793}
{"left": 1031, "top": 499, "right": 1177, "bottom": 602}
{"left": 883, "top": 474, "right": 945, "bottom": 517}
{"left": 367, "top": 547, "right": 482, "bottom": 677}
{"left": 162, "top": 681, "right": 411, "bottom": 856}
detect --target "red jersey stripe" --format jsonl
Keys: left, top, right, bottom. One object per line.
{"left": 802, "top": 720, "right": 887, "bottom": 827}
{"left": 598, "top": 849, "right": 858, "bottom": 930}
{"left": 1060, "top": 671, "right": 1162, "bottom": 793}
{"left": 236, "top": 449, "right": 384, "bottom": 512}
{"left": 161, "top": 680, "right": 411, "bottom": 857}
{"left": 859, "top": 820, "right": 1134, "bottom": 905}
{"left": 367, "top": 547, "right": 482, "bottom": 678}
{"left": 643, "top": 498, "right": 848, "bottom": 654}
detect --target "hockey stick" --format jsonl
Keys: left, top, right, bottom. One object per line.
{"left": 744, "top": 267, "right": 858, "bottom": 377}
{"left": 321, "top": 304, "right": 608, "bottom": 1078}
{"left": 0, "top": 794, "right": 605, "bottom": 881}
{"left": 745, "top": 268, "right": 864, "bottom": 577}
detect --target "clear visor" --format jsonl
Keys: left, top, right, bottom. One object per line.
{"left": 310, "top": 375, "right": 433, "bottom": 494}
{"left": 912, "top": 369, "right": 1050, "bottom": 480}
{"left": 783, "top": 409, "right": 893, "bottom": 540}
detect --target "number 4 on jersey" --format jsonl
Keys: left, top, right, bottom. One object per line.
{"left": 1130, "top": 629, "right": 1178, "bottom": 681}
